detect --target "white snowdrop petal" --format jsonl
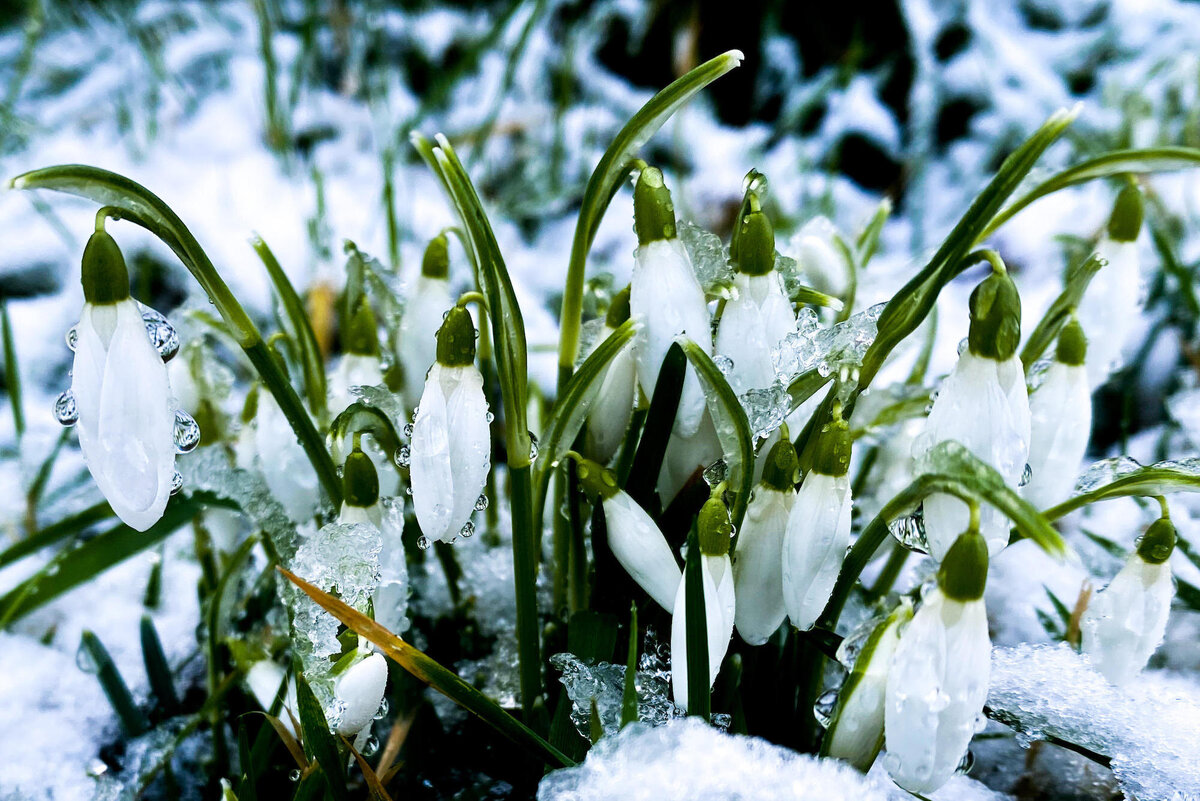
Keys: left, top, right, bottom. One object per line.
{"left": 1081, "top": 556, "right": 1175, "bottom": 685}
{"left": 715, "top": 273, "right": 796, "bottom": 395}
{"left": 733, "top": 488, "right": 793, "bottom": 645}
{"left": 586, "top": 335, "right": 637, "bottom": 462}
{"left": 398, "top": 276, "right": 454, "bottom": 407}
{"left": 631, "top": 237, "right": 712, "bottom": 436}
{"left": 602, "top": 491, "right": 681, "bottom": 612}
{"left": 782, "top": 473, "right": 852, "bottom": 630}
{"left": 1024, "top": 362, "right": 1091, "bottom": 510}
{"left": 656, "top": 411, "right": 722, "bottom": 507}
{"left": 1078, "top": 238, "right": 1142, "bottom": 389}
{"left": 333, "top": 652, "right": 388, "bottom": 736}
{"left": 328, "top": 353, "right": 384, "bottom": 414}
{"left": 255, "top": 390, "right": 320, "bottom": 522}
{"left": 72, "top": 299, "right": 176, "bottom": 532}
{"left": 670, "top": 554, "right": 730, "bottom": 710}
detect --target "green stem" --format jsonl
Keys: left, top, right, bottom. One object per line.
{"left": 508, "top": 463, "right": 544, "bottom": 728}
{"left": 866, "top": 541, "right": 910, "bottom": 601}
{"left": 1, "top": 299, "right": 22, "bottom": 441}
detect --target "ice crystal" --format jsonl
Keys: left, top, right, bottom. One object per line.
{"left": 678, "top": 219, "right": 734, "bottom": 298}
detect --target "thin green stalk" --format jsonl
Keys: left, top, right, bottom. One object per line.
{"left": 1, "top": 298, "right": 23, "bottom": 440}
{"left": 866, "top": 542, "right": 910, "bottom": 601}
{"left": 684, "top": 526, "right": 710, "bottom": 720}
{"left": 509, "top": 463, "right": 545, "bottom": 727}
{"left": 566, "top": 459, "right": 588, "bottom": 615}
{"left": 80, "top": 629, "right": 149, "bottom": 736}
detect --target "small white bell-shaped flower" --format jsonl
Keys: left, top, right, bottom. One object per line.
{"left": 398, "top": 234, "right": 455, "bottom": 409}
{"left": 254, "top": 379, "right": 320, "bottom": 523}
{"left": 715, "top": 193, "right": 796, "bottom": 396}
{"left": 791, "top": 216, "right": 848, "bottom": 298}
{"left": 69, "top": 230, "right": 179, "bottom": 531}
{"left": 1023, "top": 319, "right": 1092, "bottom": 510}
{"left": 885, "top": 528, "right": 991, "bottom": 795}
{"left": 332, "top": 651, "right": 388, "bottom": 737}
{"left": 656, "top": 409, "right": 722, "bottom": 507}
{"left": 1077, "top": 183, "right": 1144, "bottom": 389}
{"left": 782, "top": 411, "right": 853, "bottom": 630}
{"left": 672, "top": 497, "right": 736, "bottom": 710}
{"left": 576, "top": 454, "right": 681, "bottom": 612}
{"left": 328, "top": 295, "right": 384, "bottom": 415}
{"left": 410, "top": 305, "right": 491, "bottom": 545}
{"left": 733, "top": 437, "right": 797, "bottom": 645}
{"left": 1081, "top": 515, "right": 1176, "bottom": 685}
{"left": 820, "top": 599, "right": 912, "bottom": 771}
{"left": 584, "top": 287, "right": 638, "bottom": 463}
{"left": 917, "top": 264, "right": 1029, "bottom": 559}
{"left": 630, "top": 166, "right": 712, "bottom": 438}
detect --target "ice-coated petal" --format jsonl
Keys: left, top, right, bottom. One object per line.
{"left": 791, "top": 216, "right": 847, "bottom": 297}
{"left": 254, "top": 389, "right": 320, "bottom": 522}
{"left": 671, "top": 554, "right": 733, "bottom": 710}
{"left": 1023, "top": 362, "right": 1091, "bottom": 510}
{"left": 917, "top": 350, "right": 1028, "bottom": 559}
{"left": 398, "top": 275, "right": 455, "bottom": 408}
{"left": 733, "top": 487, "right": 793, "bottom": 645}
{"left": 72, "top": 299, "right": 176, "bottom": 531}
{"left": 602, "top": 491, "right": 681, "bottom": 612}
{"left": 333, "top": 652, "right": 388, "bottom": 736}
{"left": 1078, "top": 237, "right": 1143, "bottom": 389}
{"left": 328, "top": 352, "right": 384, "bottom": 414}
{"left": 585, "top": 330, "right": 638, "bottom": 462}
{"left": 631, "top": 237, "right": 712, "bottom": 436}
{"left": 782, "top": 472, "right": 852, "bottom": 630}
{"left": 715, "top": 272, "right": 796, "bottom": 395}
{"left": 410, "top": 362, "right": 491, "bottom": 543}
{"left": 884, "top": 589, "right": 990, "bottom": 794}
{"left": 1080, "top": 555, "right": 1174, "bottom": 685}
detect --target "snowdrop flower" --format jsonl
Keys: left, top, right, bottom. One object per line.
{"left": 917, "top": 264, "right": 1029, "bottom": 559}
{"left": 254, "top": 378, "right": 320, "bottom": 523}
{"left": 733, "top": 437, "right": 797, "bottom": 645}
{"left": 672, "top": 497, "right": 736, "bottom": 710}
{"left": 821, "top": 599, "right": 912, "bottom": 771}
{"left": 791, "top": 216, "right": 848, "bottom": 298}
{"left": 245, "top": 660, "right": 298, "bottom": 735}
{"left": 1023, "top": 319, "right": 1091, "bottom": 510}
{"left": 885, "top": 528, "right": 991, "bottom": 794}
{"left": 398, "top": 234, "right": 455, "bottom": 409}
{"left": 575, "top": 454, "right": 680, "bottom": 611}
{"left": 782, "top": 411, "right": 853, "bottom": 630}
{"left": 584, "top": 287, "right": 638, "bottom": 463}
{"left": 715, "top": 193, "right": 796, "bottom": 395}
{"left": 1081, "top": 515, "right": 1176, "bottom": 685}
{"left": 338, "top": 444, "right": 408, "bottom": 633}
{"left": 410, "top": 306, "right": 491, "bottom": 544}
{"left": 656, "top": 409, "right": 722, "bottom": 506}
{"left": 69, "top": 230, "right": 179, "bottom": 532}
{"left": 630, "top": 166, "right": 712, "bottom": 437}
{"left": 328, "top": 295, "right": 384, "bottom": 414}
{"left": 332, "top": 651, "right": 388, "bottom": 737}
{"left": 1077, "top": 183, "right": 1144, "bottom": 389}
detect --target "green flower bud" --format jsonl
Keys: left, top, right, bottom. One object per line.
{"left": 343, "top": 295, "right": 380, "bottom": 356}
{"left": 1107, "top": 182, "right": 1143, "bottom": 243}
{"left": 697, "top": 496, "right": 732, "bottom": 556}
{"left": 81, "top": 230, "right": 131, "bottom": 305}
{"left": 606, "top": 285, "right": 631, "bottom": 328}
{"left": 571, "top": 454, "right": 620, "bottom": 502}
{"left": 1137, "top": 517, "right": 1176, "bottom": 565}
{"left": 761, "top": 437, "right": 798, "bottom": 491}
{"left": 812, "top": 417, "right": 852, "bottom": 477}
{"left": 967, "top": 268, "right": 1022, "bottom": 361}
{"left": 241, "top": 383, "right": 260, "bottom": 424}
{"left": 343, "top": 446, "right": 380, "bottom": 508}
{"left": 633, "top": 167, "right": 677, "bottom": 246}
{"left": 937, "top": 529, "right": 989, "bottom": 601}
{"left": 422, "top": 233, "right": 450, "bottom": 279}
{"left": 1055, "top": 318, "right": 1087, "bottom": 366}
{"left": 435, "top": 306, "right": 476, "bottom": 367}
{"left": 731, "top": 194, "right": 775, "bottom": 276}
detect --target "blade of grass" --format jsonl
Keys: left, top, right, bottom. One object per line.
{"left": 295, "top": 670, "right": 349, "bottom": 801}
{"left": 1, "top": 298, "right": 23, "bottom": 440}
{"left": 684, "top": 526, "right": 710, "bottom": 719}
{"left": 80, "top": 629, "right": 149, "bottom": 736}
{"left": 621, "top": 603, "right": 639, "bottom": 728}
{"left": 140, "top": 614, "right": 180, "bottom": 712}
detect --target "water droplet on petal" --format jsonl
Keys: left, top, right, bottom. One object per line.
{"left": 703, "top": 459, "right": 728, "bottom": 486}
{"left": 813, "top": 688, "right": 838, "bottom": 728}
{"left": 374, "top": 698, "right": 389, "bottom": 720}
{"left": 1019, "top": 462, "right": 1033, "bottom": 488}
{"left": 54, "top": 389, "right": 78, "bottom": 426}
{"left": 474, "top": 494, "right": 489, "bottom": 511}
{"left": 417, "top": 536, "right": 430, "bottom": 550}
{"left": 396, "top": 446, "right": 411, "bottom": 468}
{"left": 957, "top": 337, "right": 969, "bottom": 356}
{"left": 361, "top": 735, "right": 380, "bottom": 756}
{"left": 65, "top": 326, "right": 78, "bottom": 351}
{"left": 170, "top": 471, "right": 184, "bottom": 495}
{"left": 485, "top": 410, "right": 495, "bottom": 423}
{"left": 141, "top": 307, "right": 180, "bottom": 362}
{"left": 173, "top": 409, "right": 200, "bottom": 453}
{"left": 403, "top": 423, "right": 414, "bottom": 438}
{"left": 460, "top": 521, "right": 475, "bottom": 538}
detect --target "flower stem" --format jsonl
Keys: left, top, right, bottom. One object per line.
{"left": 508, "top": 463, "right": 545, "bottom": 729}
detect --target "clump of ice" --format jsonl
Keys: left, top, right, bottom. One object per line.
{"left": 1073, "top": 455, "right": 1200, "bottom": 495}
{"left": 537, "top": 718, "right": 894, "bottom": 801}
{"left": 549, "top": 641, "right": 676, "bottom": 739}
{"left": 677, "top": 220, "right": 734, "bottom": 298}
{"left": 771, "top": 304, "right": 885, "bottom": 384}
{"left": 988, "top": 643, "right": 1200, "bottom": 800}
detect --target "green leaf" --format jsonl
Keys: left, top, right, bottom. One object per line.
{"left": 556, "top": 50, "right": 744, "bottom": 390}
{"left": 280, "top": 568, "right": 574, "bottom": 767}
{"left": 979, "top": 147, "right": 1200, "bottom": 243}
{"left": 683, "top": 526, "right": 710, "bottom": 720}
{"left": 1043, "top": 460, "right": 1200, "bottom": 521}
{"left": 678, "top": 339, "right": 755, "bottom": 533}
{"left": 621, "top": 603, "right": 639, "bottom": 729}
{"left": 1, "top": 299, "right": 22, "bottom": 440}
{"left": 623, "top": 344, "right": 685, "bottom": 514}
{"left": 327, "top": 401, "right": 403, "bottom": 468}
{"left": 9, "top": 165, "right": 341, "bottom": 505}
{"left": 1020, "top": 252, "right": 1104, "bottom": 371}
{"left": 140, "top": 615, "right": 180, "bottom": 712}
{"left": 0, "top": 500, "right": 112, "bottom": 570}
{"left": 294, "top": 670, "right": 349, "bottom": 801}
{"left": 80, "top": 629, "right": 149, "bottom": 736}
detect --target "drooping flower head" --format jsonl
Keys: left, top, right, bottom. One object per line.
{"left": 398, "top": 234, "right": 455, "bottom": 409}
{"left": 584, "top": 286, "right": 638, "bottom": 463}
{"left": 1024, "top": 318, "right": 1091, "bottom": 510}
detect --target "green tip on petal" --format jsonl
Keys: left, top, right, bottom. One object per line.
{"left": 812, "top": 417, "right": 852, "bottom": 477}
{"left": 241, "top": 383, "right": 260, "bottom": 423}
{"left": 1055, "top": 317, "right": 1087, "bottom": 366}
{"left": 633, "top": 166, "right": 676, "bottom": 246}
{"left": 343, "top": 446, "right": 380, "bottom": 507}
{"left": 606, "top": 285, "right": 632, "bottom": 328}
{"left": 81, "top": 230, "right": 131, "bottom": 305}
{"left": 938, "top": 529, "right": 989, "bottom": 601}
{"left": 422, "top": 233, "right": 450, "bottom": 279}
{"left": 732, "top": 194, "right": 775, "bottom": 276}
{"left": 697, "top": 496, "right": 732, "bottom": 556}
{"left": 1137, "top": 517, "right": 1176, "bottom": 564}
{"left": 572, "top": 454, "right": 620, "bottom": 502}
{"left": 760, "top": 437, "right": 798, "bottom": 491}
{"left": 1107, "top": 181, "right": 1144, "bottom": 243}
{"left": 435, "top": 306, "right": 476, "bottom": 367}
{"left": 968, "top": 268, "right": 1022, "bottom": 361}
{"left": 344, "top": 295, "right": 380, "bottom": 356}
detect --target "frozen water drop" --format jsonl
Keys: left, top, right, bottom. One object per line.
{"left": 361, "top": 735, "right": 380, "bottom": 756}
{"left": 396, "top": 446, "right": 411, "bottom": 468}
{"left": 528, "top": 432, "right": 539, "bottom": 461}
{"left": 460, "top": 520, "right": 475, "bottom": 538}
{"left": 75, "top": 642, "right": 98, "bottom": 673}
{"left": 170, "top": 471, "right": 184, "bottom": 495}
{"left": 173, "top": 409, "right": 201, "bottom": 453}
{"left": 956, "top": 749, "right": 975, "bottom": 774}
{"left": 54, "top": 389, "right": 78, "bottom": 426}
{"left": 713, "top": 354, "right": 734, "bottom": 375}
{"left": 403, "top": 423, "right": 414, "bottom": 438}
{"left": 1019, "top": 462, "right": 1033, "bottom": 488}
{"left": 141, "top": 307, "right": 180, "bottom": 362}
{"left": 888, "top": 507, "right": 927, "bottom": 553}
{"left": 65, "top": 326, "right": 78, "bottom": 351}
{"left": 957, "top": 337, "right": 969, "bottom": 355}
{"left": 374, "top": 698, "right": 389, "bottom": 720}
{"left": 474, "top": 494, "right": 489, "bottom": 511}
{"left": 702, "top": 459, "right": 728, "bottom": 486}
{"left": 85, "top": 758, "right": 108, "bottom": 777}
{"left": 485, "top": 410, "right": 495, "bottom": 423}
{"left": 288, "top": 769, "right": 301, "bottom": 782}
{"left": 813, "top": 688, "right": 838, "bottom": 728}
{"left": 417, "top": 536, "right": 430, "bottom": 550}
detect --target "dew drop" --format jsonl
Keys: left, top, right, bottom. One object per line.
{"left": 396, "top": 446, "right": 411, "bottom": 468}
{"left": 417, "top": 536, "right": 431, "bottom": 550}
{"left": 460, "top": 521, "right": 475, "bottom": 538}
{"left": 1019, "top": 462, "right": 1033, "bottom": 488}
{"left": 288, "top": 769, "right": 301, "bottom": 782}
{"left": 173, "top": 409, "right": 201, "bottom": 453}
{"left": 528, "top": 432, "right": 539, "bottom": 461}
{"left": 75, "top": 642, "right": 98, "bottom": 673}
{"left": 170, "top": 471, "right": 184, "bottom": 495}
{"left": 474, "top": 494, "right": 489, "bottom": 511}
{"left": 141, "top": 307, "right": 180, "bottom": 362}
{"left": 361, "top": 735, "right": 380, "bottom": 756}
{"left": 713, "top": 354, "right": 734, "bottom": 375}
{"left": 702, "top": 459, "right": 728, "bottom": 486}
{"left": 813, "top": 688, "right": 838, "bottom": 728}
{"left": 956, "top": 749, "right": 975, "bottom": 774}
{"left": 405, "top": 486, "right": 413, "bottom": 496}
{"left": 485, "top": 411, "right": 495, "bottom": 423}
{"left": 54, "top": 389, "right": 78, "bottom": 426}
{"left": 403, "top": 423, "right": 414, "bottom": 438}
{"left": 957, "top": 337, "right": 969, "bottom": 356}
{"left": 374, "top": 698, "right": 389, "bottom": 720}
{"left": 65, "top": 326, "right": 78, "bottom": 351}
